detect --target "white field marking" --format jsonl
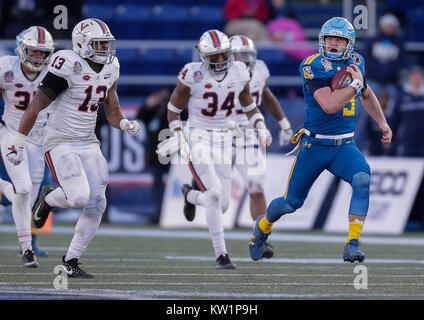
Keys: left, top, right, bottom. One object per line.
{"left": 2, "top": 285, "right": 424, "bottom": 301}
{"left": 1, "top": 224, "right": 424, "bottom": 246}
{"left": 2, "top": 255, "right": 423, "bottom": 265}
{"left": 165, "top": 255, "right": 424, "bottom": 264}
{"left": 2, "top": 272, "right": 424, "bottom": 279}
{"left": 1, "top": 282, "right": 424, "bottom": 287}
{"left": 0, "top": 246, "right": 68, "bottom": 251}
{"left": 1, "top": 264, "right": 423, "bottom": 271}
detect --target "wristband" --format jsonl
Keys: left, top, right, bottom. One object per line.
{"left": 169, "top": 119, "right": 182, "bottom": 132}
{"left": 279, "top": 118, "right": 291, "bottom": 130}
{"left": 249, "top": 112, "right": 265, "bottom": 129}
{"left": 14, "top": 132, "right": 27, "bottom": 148}
{"left": 241, "top": 102, "right": 257, "bottom": 113}
{"left": 255, "top": 120, "right": 266, "bottom": 130}
{"left": 167, "top": 102, "right": 183, "bottom": 114}
{"left": 349, "top": 79, "right": 364, "bottom": 94}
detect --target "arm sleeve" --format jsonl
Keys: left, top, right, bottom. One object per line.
{"left": 39, "top": 72, "right": 69, "bottom": 100}
{"left": 306, "top": 78, "right": 330, "bottom": 95}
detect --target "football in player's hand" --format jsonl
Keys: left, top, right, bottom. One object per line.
{"left": 330, "top": 67, "right": 352, "bottom": 91}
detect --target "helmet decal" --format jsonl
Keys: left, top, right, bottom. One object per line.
{"left": 208, "top": 30, "right": 221, "bottom": 48}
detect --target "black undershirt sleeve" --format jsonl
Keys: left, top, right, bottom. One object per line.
{"left": 38, "top": 72, "right": 69, "bottom": 100}
{"left": 306, "top": 78, "right": 330, "bottom": 95}
{"left": 362, "top": 77, "right": 368, "bottom": 93}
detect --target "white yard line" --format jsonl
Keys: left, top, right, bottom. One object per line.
{"left": 0, "top": 286, "right": 424, "bottom": 300}
{"left": 1, "top": 272, "right": 424, "bottom": 278}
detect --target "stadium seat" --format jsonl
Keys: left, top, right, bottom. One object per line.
{"left": 115, "top": 5, "right": 152, "bottom": 22}
{"left": 147, "top": 5, "right": 188, "bottom": 39}
{"left": 81, "top": 5, "right": 116, "bottom": 22}
{"left": 183, "top": 6, "right": 225, "bottom": 39}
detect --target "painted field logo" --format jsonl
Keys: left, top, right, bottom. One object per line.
{"left": 353, "top": 265, "right": 368, "bottom": 290}
{"left": 53, "top": 265, "right": 68, "bottom": 289}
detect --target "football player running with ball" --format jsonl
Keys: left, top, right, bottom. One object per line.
{"left": 229, "top": 35, "right": 293, "bottom": 259}
{"left": 249, "top": 17, "right": 392, "bottom": 263}
{"left": 7, "top": 19, "right": 140, "bottom": 278}
{"left": 159, "top": 30, "right": 272, "bottom": 269}
{"left": 0, "top": 26, "right": 54, "bottom": 267}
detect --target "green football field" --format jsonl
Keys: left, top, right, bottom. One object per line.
{"left": 1, "top": 222, "right": 424, "bottom": 301}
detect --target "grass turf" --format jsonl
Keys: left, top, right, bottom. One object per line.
{"left": 1, "top": 223, "right": 424, "bottom": 300}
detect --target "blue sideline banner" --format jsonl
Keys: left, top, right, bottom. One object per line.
{"left": 324, "top": 157, "right": 424, "bottom": 235}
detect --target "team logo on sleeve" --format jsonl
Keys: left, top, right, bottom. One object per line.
{"left": 193, "top": 70, "right": 203, "bottom": 83}
{"left": 351, "top": 53, "right": 361, "bottom": 65}
{"left": 4, "top": 71, "right": 13, "bottom": 82}
{"left": 73, "top": 62, "right": 82, "bottom": 74}
{"left": 321, "top": 58, "right": 333, "bottom": 72}
{"left": 302, "top": 66, "right": 314, "bottom": 80}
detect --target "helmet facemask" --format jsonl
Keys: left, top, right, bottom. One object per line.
{"left": 87, "top": 37, "right": 116, "bottom": 65}
{"left": 320, "top": 35, "right": 352, "bottom": 60}
{"left": 199, "top": 48, "right": 230, "bottom": 80}
{"left": 19, "top": 44, "right": 53, "bottom": 72}
{"left": 232, "top": 50, "right": 256, "bottom": 72}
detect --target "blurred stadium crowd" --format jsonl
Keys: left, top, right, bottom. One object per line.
{"left": 0, "top": 0, "right": 423, "bottom": 229}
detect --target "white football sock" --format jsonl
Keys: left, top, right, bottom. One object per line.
{"left": 11, "top": 193, "right": 32, "bottom": 252}
{"left": 204, "top": 195, "right": 226, "bottom": 258}
{"left": 65, "top": 212, "right": 102, "bottom": 261}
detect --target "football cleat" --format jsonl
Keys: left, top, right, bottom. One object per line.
{"left": 22, "top": 249, "right": 39, "bottom": 268}
{"left": 249, "top": 215, "right": 271, "bottom": 261}
{"left": 216, "top": 253, "right": 236, "bottom": 269}
{"left": 261, "top": 242, "right": 274, "bottom": 259}
{"left": 61, "top": 255, "right": 94, "bottom": 279}
{"left": 181, "top": 184, "right": 196, "bottom": 222}
{"left": 32, "top": 185, "right": 54, "bottom": 228}
{"left": 343, "top": 239, "right": 365, "bottom": 263}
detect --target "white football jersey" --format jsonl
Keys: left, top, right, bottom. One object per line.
{"left": 0, "top": 55, "right": 48, "bottom": 145}
{"left": 178, "top": 61, "right": 250, "bottom": 130}
{"left": 43, "top": 50, "right": 119, "bottom": 152}
{"left": 232, "top": 59, "right": 270, "bottom": 128}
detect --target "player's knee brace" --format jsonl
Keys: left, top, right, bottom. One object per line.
{"left": 349, "top": 171, "right": 370, "bottom": 216}
{"left": 83, "top": 196, "right": 107, "bottom": 216}
{"left": 205, "top": 187, "right": 222, "bottom": 210}
{"left": 266, "top": 196, "right": 301, "bottom": 223}
{"left": 68, "top": 196, "right": 90, "bottom": 209}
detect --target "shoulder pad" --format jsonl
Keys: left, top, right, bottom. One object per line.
{"left": 177, "top": 62, "right": 198, "bottom": 86}
{"left": 302, "top": 53, "right": 321, "bottom": 66}
{"left": 48, "top": 50, "right": 75, "bottom": 79}
{"left": 231, "top": 61, "right": 250, "bottom": 81}
{"left": 300, "top": 53, "right": 329, "bottom": 81}
{"left": 254, "top": 59, "right": 270, "bottom": 79}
